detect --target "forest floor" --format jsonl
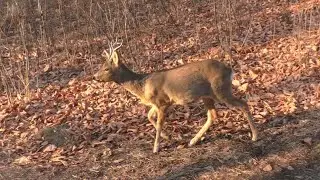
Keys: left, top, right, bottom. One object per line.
{"left": 0, "top": 0, "right": 320, "bottom": 179}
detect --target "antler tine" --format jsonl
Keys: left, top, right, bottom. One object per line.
{"left": 112, "top": 38, "right": 123, "bottom": 52}
{"left": 107, "top": 38, "right": 123, "bottom": 60}
{"left": 108, "top": 41, "right": 113, "bottom": 59}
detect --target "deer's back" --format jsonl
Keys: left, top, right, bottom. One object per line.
{"left": 143, "top": 59, "right": 232, "bottom": 105}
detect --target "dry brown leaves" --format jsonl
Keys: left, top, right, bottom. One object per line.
{"left": 0, "top": 0, "right": 319, "bottom": 171}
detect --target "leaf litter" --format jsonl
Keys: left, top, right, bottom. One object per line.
{"left": 0, "top": 0, "right": 320, "bottom": 179}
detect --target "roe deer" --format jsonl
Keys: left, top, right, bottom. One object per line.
{"left": 94, "top": 41, "right": 258, "bottom": 153}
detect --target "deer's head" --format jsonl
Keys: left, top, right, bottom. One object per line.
{"left": 94, "top": 40, "right": 123, "bottom": 82}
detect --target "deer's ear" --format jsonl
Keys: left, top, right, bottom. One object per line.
{"left": 102, "top": 50, "right": 110, "bottom": 61}
{"left": 111, "top": 51, "right": 119, "bottom": 66}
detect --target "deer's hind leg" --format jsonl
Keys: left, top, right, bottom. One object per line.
{"left": 213, "top": 80, "right": 258, "bottom": 141}
{"left": 219, "top": 95, "right": 258, "bottom": 141}
{"left": 189, "top": 98, "right": 217, "bottom": 146}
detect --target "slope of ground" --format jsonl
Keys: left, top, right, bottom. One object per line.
{"left": 0, "top": 0, "right": 320, "bottom": 179}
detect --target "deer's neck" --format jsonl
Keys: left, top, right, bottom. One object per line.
{"left": 116, "top": 64, "right": 148, "bottom": 99}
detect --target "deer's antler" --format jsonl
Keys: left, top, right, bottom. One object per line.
{"left": 108, "top": 38, "right": 123, "bottom": 60}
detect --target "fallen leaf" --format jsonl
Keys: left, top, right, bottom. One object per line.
{"left": 232, "top": 80, "right": 241, "bottom": 87}
{"left": 20, "top": 132, "right": 28, "bottom": 138}
{"left": 263, "top": 164, "right": 273, "bottom": 172}
{"left": 43, "top": 64, "right": 51, "bottom": 72}
{"left": 222, "top": 146, "right": 231, "bottom": 152}
{"left": 287, "top": 166, "right": 294, "bottom": 170}
{"left": 72, "top": 145, "right": 77, "bottom": 151}
{"left": 127, "top": 129, "right": 138, "bottom": 133}
{"left": 261, "top": 48, "right": 268, "bottom": 54}
{"left": 106, "top": 133, "right": 121, "bottom": 142}
{"left": 89, "top": 165, "right": 101, "bottom": 173}
{"left": 303, "top": 137, "right": 312, "bottom": 146}
{"left": 225, "top": 122, "right": 233, "bottom": 129}
{"left": 310, "top": 45, "right": 318, "bottom": 51}
{"left": 91, "top": 140, "right": 107, "bottom": 147}
{"left": 259, "top": 111, "right": 268, "bottom": 116}
{"left": 263, "top": 93, "right": 275, "bottom": 99}
{"left": 0, "top": 111, "right": 8, "bottom": 122}
{"left": 50, "top": 156, "right": 68, "bottom": 166}
{"left": 253, "top": 114, "right": 263, "bottom": 119}
{"left": 249, "top": 70, "right": 258, "bottom": 80}
{"left": 68, "top": 79, "right": 77, "bottom": 86}
{"left": 177, "top": 59, "right": 184, "bottom": 65}
{"left": 13, "top": 156, "right": 31, "bottom": 165}
{"left": 177, "top": 145, "right": 185, "bottom": 149}
{"left": 294, "top": 176, "right": 304, "bottom": 179}
{"left": 184, "top": 112, "right": 190, "bottom": 119}
{"left": 113, "top": 159, "right": 124, "bottom": 164}
{"left": 238, "top": 83, "right": 249, "bottom": 92}
{"left": 43, "top": 144, "right": 57, "bottom": 152}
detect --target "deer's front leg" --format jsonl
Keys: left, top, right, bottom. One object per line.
{"left": 153, "top": 107, "right": 166, "bottom": 153}
{"left": 148, "top": 107, "right": 169, "bottom": 140}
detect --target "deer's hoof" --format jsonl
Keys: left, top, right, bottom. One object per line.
{"left": 252, "top": 136, "right": 258, "bottom": 141}
{"left": 153, "top": 146, "right": 159, "bottom": 153}
{"left": 251, "top": 132, "right": 258, "bottom": 141}
{"left": 188, "top": 138, "right": 197, "bottom": 147}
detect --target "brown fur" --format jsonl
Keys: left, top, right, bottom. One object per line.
{"left": 94, "top": 51, "right": 258, "bottom": 153}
